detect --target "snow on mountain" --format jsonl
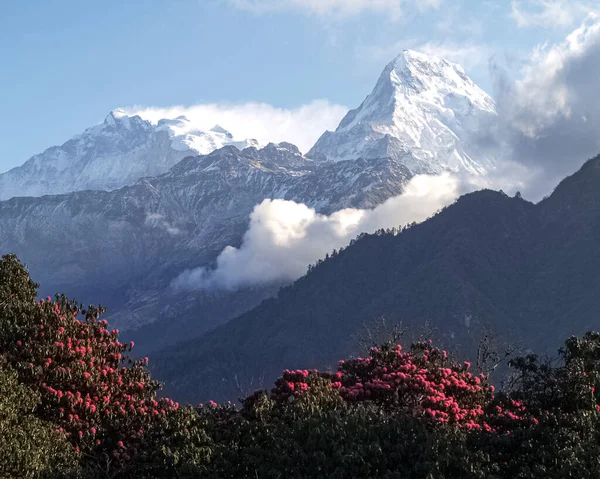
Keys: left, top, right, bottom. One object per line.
{"left": 0, "top": 49, "right": 494, "bottom": 203}
{"left": 0, "top": 109, "right": 259, "bottom": 200}
{"left": 308, "top": 50, "right": 497, "bottom": 176}
{"left": 0, "top": 141, "right": 410, "bottom": 337}
{"left": 154, "top": 115, "right": 258, "bottom": 154}
{"left": 0, "top": 49, "right": 503, "bottom": 350}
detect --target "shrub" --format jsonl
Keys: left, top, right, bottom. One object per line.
{"left": 0, "top": 357, "right": 78, "bottom": 478}
{"left": 0, "top": 254, "right": 209, "bottom": 477}
{"left": 3, "top": 253, "right": 600, "bottom": 477}
{"left": 200, "top": 335, "right": 600, "bottom": 478}
{"left": 272, "top": 341, "right": 496, "bottom": 430}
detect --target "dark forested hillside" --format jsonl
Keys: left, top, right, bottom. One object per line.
{"left": 151, "top": 156, "right": 600, "bottom": 403}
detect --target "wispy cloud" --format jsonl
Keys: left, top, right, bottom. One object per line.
{"left": 228, "top": 0, "right": 443, "bottom": 21}
{"left": 416, "top": 42, "right": 492, "bottom": 72}
{"left": 122, "top": 100, "right": 348, "bottom": 155}
{"left": 358, "top": 39, "right": 491, "bottom": 74}
{"left": 511, "top": 0, "right": 598, "bottom": 28}
{"left": 145, "top": 213, "right": 181, "bottom": 236}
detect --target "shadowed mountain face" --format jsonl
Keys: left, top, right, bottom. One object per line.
{"left": 0, "top": 143, "right": 412, "bottom": 354}
{"left": 0, "top": 50, "right": 498, "bottom": 358}
{"left": 149, "top": 155, "right": 600, "bottom": 404}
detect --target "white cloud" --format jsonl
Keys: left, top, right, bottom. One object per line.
{"left": 172, "top": 173, "right": 462, "bottom": 291}
{"left": 145, "top": 213, "right": 181, "bottom": 236}
{"left": 511, "top": 0, "right": 598, "bottom": 28}
{"left": 228, "top": 0, "right": 442, "bottom": 20}
{"left": 122, "top": 100, "right": 348, "bottom": 155}
{"left": 492, "top": 13, "right": 600, "bottom": 196}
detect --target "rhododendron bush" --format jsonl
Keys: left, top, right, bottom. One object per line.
{"left": 9, "top": 297, "right": 177, "bottom": 455}
{"left": 0, "top": 254, "right": 209, "bottom": 477}
{"left": 272, "top": 342, "right": 499, "bottom": 430}
{"left": 199, "top": 335, "right": 600, "bottom": 477}
{"left": 2, "top": 253, "right": 600, "bottom": 478}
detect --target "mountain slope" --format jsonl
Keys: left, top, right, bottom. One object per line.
{"left": 307, "top": 50, "right": 497, "bottom": 175}
{"left": 150, "top": 156, "right": 600, "bottom": 404}
{"left": 0, "top": 49, "right": 503, "bottom": 363}
{"left": 0, "top": 143, "right": 412, "bottom": 353}
{"left": 0, "top": 110, "right": 258, "bottom": 200}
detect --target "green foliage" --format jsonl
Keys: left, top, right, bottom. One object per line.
{"left": 0, "top": 254, "right": 210, "bottom": 478}
{"left": 0, "top": 358, "right": 78, "bottom": 478}
{"left": 198, "top": 334, "right": 600, "bottom": 478}
{"left": 201, "top": 391, "right": 486, "bottom": 478}
{"left": 480, "top": 331, "right": 600, "bottom": 477}
{"left": 4, "top": 254, "right": 600, "bottom": 478}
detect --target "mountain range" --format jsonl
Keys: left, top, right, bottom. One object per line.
{"left": 150, "top": 155, "right": 600, "bottom": 403}
{"left": 0, "top": 143, "right": 412, "bottom": 349}
{"left": 0, "top": 49, "right": 575, "bottom": 402}
{"left": 0, "top": 50, "right": 495, "bottom": 351}
{"left": 1, "top": 50, "right": 494, "bottom": 202}
{"left": 0, "top": 109, "right": 259, "bottom": 200}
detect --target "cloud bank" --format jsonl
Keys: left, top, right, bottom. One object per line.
{"left": 172, "top": 173, "right": 461, "bottom": 291}
{"left": 122, "top": 100, "right": 347, "bottom": 155}
{"left": 493, "top": 13, "right": 600, "bottom": 198}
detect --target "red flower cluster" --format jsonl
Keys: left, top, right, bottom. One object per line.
{"left": 271, "top": 369, "right": 312, "bottom": 401}
{"left": 270, "top": 343, "right": 529, "bottom": 431}
{"left": 7, "top": 296, "right": 179, "bottom": 459}
{"left": 336, "top": 345, "right": 493, "bottom": 429}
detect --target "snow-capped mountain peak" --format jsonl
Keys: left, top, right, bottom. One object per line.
{"left": 103, "top": 110, "right": 118, "bottom": 127}
{"left": 384, "top": 50, "right": 493, "bottom": 105}
{"left": 0, "top": 111, "right": 260, "bottom": 200}
{"left": 366, "top": 49, "right": 495, "bottom": 118}
{"left": 154, "top": 115, "right": 259, "bottom": 154}
{"left": 308, "top": 50, "right": 497, "bottom": 176}
{"left": 99, "top": 109, "right": 148, "bottom": 130}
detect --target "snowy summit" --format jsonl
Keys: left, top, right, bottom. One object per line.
{"left": 0, "top": 111, "right": 259, "bottom": 200}
{"left": 308, "top": 50, "right": 497, "bottom": 176}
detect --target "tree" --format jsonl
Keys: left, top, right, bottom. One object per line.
{"left": 0, "top": 357, "right": 78, "bottom": 478}
{"left": 0, "top": 254, "right": 210, "bottom": 477}
{"left": 4, "top": 253, "right": 600, "bottom": 477}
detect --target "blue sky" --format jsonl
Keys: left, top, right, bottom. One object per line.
{"left": 0, "top": 0, "right": 596, "bottom": 173}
